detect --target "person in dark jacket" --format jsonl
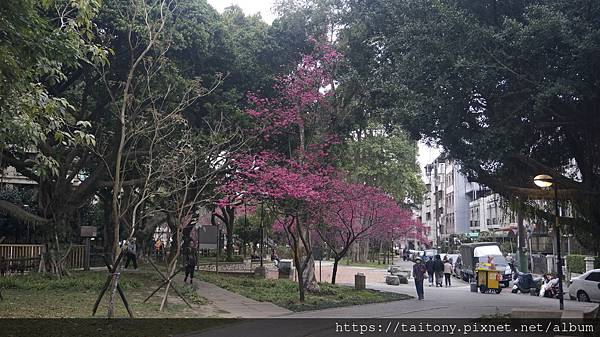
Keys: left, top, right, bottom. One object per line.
{"left": 123, "top": 238, "right": 138, "bottom": 269}
{"left": 433, "top": 254, "right": 444, "bottom": 287}
{"left": 412, "top": 257, "right": 427, "bottom": 300}
{"left": 183, "top": 247, "right": 197, "bottom": 285}
{"left": 425, "top": 257, "right": 434, "bottom": 287}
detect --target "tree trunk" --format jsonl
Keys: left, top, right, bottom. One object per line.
{"left": 331, "top": 257, "right": 340, "bottom": 285}
{"left": 166, "top": 213, "right": 179, "bottom": 265}
{"left": 295, "top": 254, "right": 305, "bottom": 302}
{"left": 358, "top": 240, "right": 369, "bottom": 263}
{"left": 302, "top": 253, "right": 319, "bottom": 292}
{"left": 225, "top": 206, "right": 235, "bottom": 261}
{"left": 298, "top": 213, "right": 319, "bottom": 292}
{"left": 517, "top": 202, "right": 527, "bottom": 272}
{"left": 100, "top": 191, "right": 114, "bottom": 260}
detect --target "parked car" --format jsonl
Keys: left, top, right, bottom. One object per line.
{"left": 569, "top": 269, "right": 600, "bottom": 302}
{"left": 408, "top": 250, "right": 424, "bottom": 261}
{"left": 424, "top": 249, "right": 438, "bottom": 258}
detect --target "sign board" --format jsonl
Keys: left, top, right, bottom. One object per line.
{"left": 466, "top": 232, "right": 479, "bottom": 238}
{"left": 80, "top": 226, "right": 97, "bottom": 237}
{"left": 197, "top": 225, "right": 218, "bottom": 250}
{"left": 313, "top": 246, "right": 324, "bottom": 260}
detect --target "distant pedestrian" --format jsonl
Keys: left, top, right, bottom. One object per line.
{"left": 124, "top": 238, "right": 138, "bottom": 269}
{"left": 412, "top": 257, "right": 427, "bottom": 300}
{"left": 425, "top": 256, "right": 434, "bottom": 287}
{"left": 271, "top": 248, "right": 280, "bottom": 266}
{"left": 154, "top": 239, "right": 163, "bottom": 260}
{"left": 443, "top": 258, "right": 452, "bottom": 287}
{"left": 433, "top": 255, "right": 444, "bottom": 287}
{"left": 184, "top": 247, "right": 197, "bottom": 284}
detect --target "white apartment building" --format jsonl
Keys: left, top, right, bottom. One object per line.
{"left": 419, "top": 156, "right": 473, "bottom": 246}
{"left": 467, "top": 189, "right": 514, "bottom": 233}
{"left": 420, "top": 155, "right": 519, "bottom": 247}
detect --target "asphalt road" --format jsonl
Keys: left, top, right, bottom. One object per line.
{"left": 180, "top": 261, "right": 599, "bottom": 337}
{"left": 291, "top": 260, "right": 598, "bottom": 319}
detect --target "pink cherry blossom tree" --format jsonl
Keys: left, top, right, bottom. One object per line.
{"left": 219, "top": 39, "right": 342, "bottom": 301}
{"left": 313, "top": 179, "right": 415, "bottom": 284}
{"left": 221, "top": 149, "right": 333, "bottom": 300}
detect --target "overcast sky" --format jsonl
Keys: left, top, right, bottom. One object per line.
{"left": 207, "top": 0, "right": 277, "bottom": 24}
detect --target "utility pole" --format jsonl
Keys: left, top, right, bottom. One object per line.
{"left": 433, "top": 160, "right": 440, "bottom": 248}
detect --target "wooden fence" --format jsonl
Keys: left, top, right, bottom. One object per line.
{"left": 65, "top": 245, "right": 85, "bottom": 269}
{"left": 0, "top": 244, "right": 44, "bottom": 260}
{"left": 0, "top": 244, "right": 86, "bottom": 270}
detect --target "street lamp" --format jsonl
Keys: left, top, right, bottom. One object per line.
{"left": 533, "top": 174, "right": 564, "bottom": 310}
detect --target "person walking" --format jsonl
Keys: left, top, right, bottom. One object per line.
{"left": 425, "top": 256, "right": 434, "bottom": 287}
{"left": 443, "top": 257, "right": 452, "bottom": 287}
{"left": 124, "top": 238, "right": 138, "bottom": 269}
{"left": 154, "top": 239, "right": 163, "bottom": 260}
{"left": 271, "top": 248, "right": 280, "bottom": 266}
{"left": 412, "top": 257, "right": 427, "bottom": 300}
{"left": 183, "top": 247, "right": 197, "bottom": 285}
{"left": 433, "top": 254, "right": 444, "bottom": 287}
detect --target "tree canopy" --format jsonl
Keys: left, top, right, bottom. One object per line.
{"left": 339, "top": 0, "right": 600, "bottom": 250}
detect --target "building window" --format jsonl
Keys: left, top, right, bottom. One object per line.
{"left": 426, "top": 212, "right": 431, "bottom": 221}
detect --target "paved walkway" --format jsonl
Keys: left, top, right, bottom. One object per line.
{"left": 195, "top": 280, "right": 292, "bottom": 318}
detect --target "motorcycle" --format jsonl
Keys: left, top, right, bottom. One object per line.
{"left": 511, "top": 271, "right": 543, "bottom": 294}
{"left": 539, "top": 276, "right": 560, "bottom": 298}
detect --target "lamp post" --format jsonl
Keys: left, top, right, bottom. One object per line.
{"left": 260, "top": 203, "right": 264, "bottom": 268}
{"left": 533, "top": 174, "right": 564, "bottom": 310}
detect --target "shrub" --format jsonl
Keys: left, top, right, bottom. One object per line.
{"left": 273, "top": 245, "right": 292, "bottom": 259}
{"left": 566, "top": 255, "right": 600, "bottom": 274}
{"left": 227, "top": 255, "right": 244, "bottom": 262}
{"left": 567, "top": 255, "right": 586, "bottom": 274}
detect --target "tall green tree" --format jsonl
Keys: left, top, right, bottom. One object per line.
{"left": 342, "top": 0, "right": 600, "bottom": 250}
{"left": 0, "top": 0, "right": 105, "bottom": 245}
{"left": 339, "top": 125, "right": 424, "bottom": 205}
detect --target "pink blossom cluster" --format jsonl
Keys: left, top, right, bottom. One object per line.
{"left": 315, "top": 179, "right": 417, "bottom": 246}
{"left": 244, "top": 39, "right": 341, "bottom": 139}
{"left": 219, "top": 150, "right": 333, "bottom": 206}
{"left": 215, "top": 39, "right": 427, "bottom": 248}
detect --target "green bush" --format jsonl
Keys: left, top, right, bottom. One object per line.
{"left": 567, "top": 255, "right": 586, "bottom": 274}
{"left": 228, "top": 255, "right": 244, "bottom": 262}
{"left": 273, "top": 245, "right": 292, "bottom": 259}
{"left": 566, "top": 255, "right": 600, "bottom": 274}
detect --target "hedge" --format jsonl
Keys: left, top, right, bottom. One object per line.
{"left": 566, "top": 255, "right": 600, "bottom": 274}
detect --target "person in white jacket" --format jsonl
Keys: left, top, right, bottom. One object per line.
{"left": 539, "top": 273, "right": 559, "bottom": 297}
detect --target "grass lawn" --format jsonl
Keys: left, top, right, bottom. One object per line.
{"left": 0, "top": 268, "right": 209, "bottom": 318}
{"left": 200, "top": 272, "right": 410, "bottom": 311}
{"left": 0, "top": 269, "right": 229, "bottom": 336}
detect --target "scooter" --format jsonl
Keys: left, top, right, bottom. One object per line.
{"left": 539, "top": 276, "right": 560, "bottom": 298}
{"left": 511, "top": 271, "right": 543, "bottom": 294}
